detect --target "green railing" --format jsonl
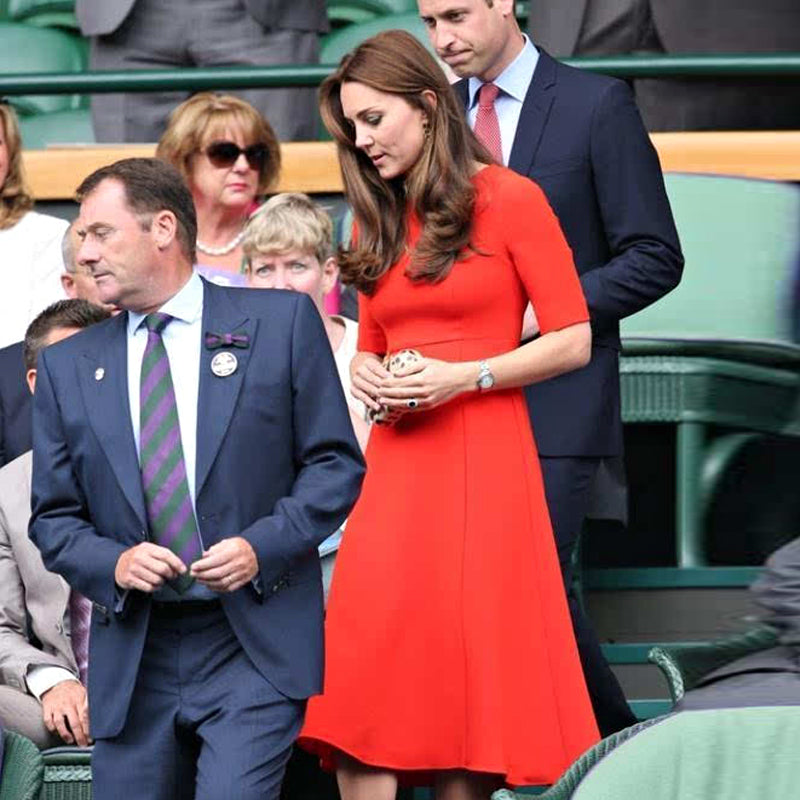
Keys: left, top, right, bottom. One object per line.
{"left": 1, "top": 54, "right": 799, "bottom": 97}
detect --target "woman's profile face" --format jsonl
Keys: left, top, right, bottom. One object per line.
{"left": 189, "top": 124, "right": 260, "bottom": 214}
{"left": 340, "top": 81, "right": 428, "bottom": 181}
{"left": 0, "top": 120, "right": 9, "bottom": 189}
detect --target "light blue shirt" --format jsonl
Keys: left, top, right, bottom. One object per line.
{"left": 467, "top": 35, "right": 539, "bottom": 166}
{"left": 126, "top": 271, "right": 213, "bottom": 600}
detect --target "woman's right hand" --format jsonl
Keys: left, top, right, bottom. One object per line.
{"left": 350, "top": 352, "right": 389, "bottom": 413}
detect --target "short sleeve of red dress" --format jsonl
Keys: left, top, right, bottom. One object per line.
{"left": 495, "top": 169, "right": 589, "bottom": 334}
{"left": 356, "top": 291, "right": 387, "bottom": 354}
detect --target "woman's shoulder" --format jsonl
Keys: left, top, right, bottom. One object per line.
{"left": 332, "top": 314, "right": 359, "bottom": 348}
{"left": 16, "top": 210, "right": 70, "bottom": 234}
{"left": 474, "top": 165, "right": 549, "bottom": 212}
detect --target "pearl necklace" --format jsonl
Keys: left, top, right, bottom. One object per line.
{"left": 196, "top": 229, "right": 245, "bottom": 257}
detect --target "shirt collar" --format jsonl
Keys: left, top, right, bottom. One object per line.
{"left": 468, "top": 35, "right": 539, "bottom": 109}
{"left": 127, "top": 271, "right": 204, "bottom": 336}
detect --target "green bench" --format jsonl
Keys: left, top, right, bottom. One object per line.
{"left": 620, "top": 173, "right": 800, "bottom": 567}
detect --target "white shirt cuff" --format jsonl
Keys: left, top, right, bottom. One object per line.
{"left": 25, "top": 665, "right": 79, "bottom": 700}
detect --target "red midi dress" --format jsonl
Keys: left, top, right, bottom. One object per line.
{"left": 299, "top": 165, "right": 600, "bottom": 786}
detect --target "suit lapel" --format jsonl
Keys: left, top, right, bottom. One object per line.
{"left": 508, "top": 49, "right": 558, "bottom": 177}
{"left": 78, "top": 313, "right": 147, "bottom": 530}
{"left": 195, "top": 282, "right": 257, "bottom": 499}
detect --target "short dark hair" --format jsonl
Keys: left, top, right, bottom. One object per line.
{"left": 76, "top": 158, "right": 198, "bottom": 263}
{"left": 24, "top": 299, "right": 112, "bottom": 371}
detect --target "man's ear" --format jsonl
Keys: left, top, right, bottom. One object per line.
{"left": 321, "top": 256, "right": 339, "bottom": 296}
{"left": 26, "top": 368, "right": 36, "bottom": 395}
{"left": 61, "top": 273, "right": 77, "bottom": 298}
{"left": 151, "top": 209, "right": 178, "bottom": 250}
{"left": 497, "top": 0, "right": 516, "bottom": 17}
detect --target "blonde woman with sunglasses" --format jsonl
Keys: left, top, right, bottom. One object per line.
{"left": 157, "top": 93, "right": 281, "bottom": 284}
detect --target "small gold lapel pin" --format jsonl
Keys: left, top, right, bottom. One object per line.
{"left": 95, "top": 367, "right": 105, "bottom": 381}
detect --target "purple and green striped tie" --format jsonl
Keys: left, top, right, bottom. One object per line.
{"left": 139, "top": 312, "right": 201, "bottom": 593}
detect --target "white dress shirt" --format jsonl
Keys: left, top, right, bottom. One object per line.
{"left": 467, "top": 36, "right": 540, "bottom": 166}
{"left": 126, "top": 271, "right": 203, "bottom": 507}
{"left": 126, "top": 272, "right": 216, "bottom": 600}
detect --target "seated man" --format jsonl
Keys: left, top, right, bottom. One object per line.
{"left": 243, "top": 193, "right": 371, "bottom": 600}
{"left": 0, "top": 299, "right": 112, "bottom": 748}
{"left": 676, "top": 536, "right": 800, "bottom": 710}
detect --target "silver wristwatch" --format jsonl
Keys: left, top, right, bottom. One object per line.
{"left": 476, "top": 359, "right": 495, "bottom": 391}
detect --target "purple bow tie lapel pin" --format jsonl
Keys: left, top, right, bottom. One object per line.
{"left": 205, "top": 330, "right": 249, "bottom": 378}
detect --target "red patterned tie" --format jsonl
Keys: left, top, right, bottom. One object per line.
{"left": 68, "top": 591, "right": 91, "bottom": 685}
{"left": 474, "top": 82, "right": 503, "bottom": 164}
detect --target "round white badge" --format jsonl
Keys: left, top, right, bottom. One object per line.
{"left": 94, "top": 367, "right": 105, "bottom": 381}
{"left": 210, "top": 351, "right": 238, "bottom": 377}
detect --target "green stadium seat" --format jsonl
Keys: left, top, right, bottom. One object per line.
{"left": 0, "top": 21, "right": 87, "bottom": 115}
{"left": 619, "top": 174, "right": 800, "bottom": 567}
{"left": 18, "top": 106, "right": 94, "bottom": 148}
{"left": 320, "top": 12, "right": 434, "bottom": 65}
{"left": 648, "top": 624, "right": 779, "bottom": 704}
{"left": 40, "top": 746, "right": 92, "bottom": 800}
{"left": 0, "top": 731, "right": 43, "bottom": 800}
{"left": 495, "top": 707, "right": 800, "bottom": 800}
{"left": 6, "top": 0, "right": 77, "bottom": 30}
{"left": 326, "top": 0, "right": 417, "bottom": 28}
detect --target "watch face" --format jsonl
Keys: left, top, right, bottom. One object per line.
{"left": 478, "top": 374, "right": 494, "bottom": 389}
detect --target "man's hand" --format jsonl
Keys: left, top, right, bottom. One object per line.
{"left": 190, "top": 537, "right": 258, "bottom": 592}
{"left": 114, "top": 542, "right": 187, "bottom": 592}
{"left": 41, "top": 679, "right": 91, "bottom": 746}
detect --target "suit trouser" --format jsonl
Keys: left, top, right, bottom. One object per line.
{"left": 539, "top": 456, "right": 637, "bottom": 737}
{"left": 0, "top": 685, "right": 62, "bottom": 749}
{"left": 92, "top": 601, "right": 303, "bottom": 800}
{"left": 88, "top": 0, "right": 320, "bottom": 143}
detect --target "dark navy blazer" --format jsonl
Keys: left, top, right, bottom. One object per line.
{"left": 457, "top": 50, "right": 684, "bottom": 456}
{"left": 0, "top": 341, "right": 31, "bottom": 467}
{"left": 30, "top": 280, "right": 365, "bottom": 738}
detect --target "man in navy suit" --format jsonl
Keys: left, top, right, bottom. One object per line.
{"left": 29, "top": 158, "right": 365, "bottom": 799}
{"left": 419, "top": 0, "right": 683, "bottom": 735}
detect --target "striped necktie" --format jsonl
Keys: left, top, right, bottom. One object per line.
{"left": 68, "top": 591, "right": 91, "bottom": 685}
{"left": 139, "top": 312, "right": 201, "bottom": 593}
{"left": 475, "top": 82, "right": 503, "bottom": 164}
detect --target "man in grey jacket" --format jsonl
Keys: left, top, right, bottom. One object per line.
{"left": 76, "top": 0, "right": 328, "bottom": 142}
{"left": 676, "top": 536, "right": 800, "bottom": 710}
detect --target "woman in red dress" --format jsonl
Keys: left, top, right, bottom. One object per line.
{"left": 299, "top": 30, "right": 599, "bottom": 800}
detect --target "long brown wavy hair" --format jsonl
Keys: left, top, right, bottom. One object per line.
{"left": 0, "top": 103, "right": 34, "bottom": 230}
{"left": 319, "top": 30, "right": 490, "bottom": 294}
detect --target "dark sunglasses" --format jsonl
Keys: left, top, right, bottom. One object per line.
{"left": 204, "top": 140, "right": 268, "bottom": 171}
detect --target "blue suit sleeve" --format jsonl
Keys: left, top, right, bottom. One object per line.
{"left": 238, "top": 294, "right": 366, "bottom": 588}
{"left": 29, "top": 348, "right": 127, "bottom": 610}
{"left": 581, "top": 79, "right": 684, "bottom": 325}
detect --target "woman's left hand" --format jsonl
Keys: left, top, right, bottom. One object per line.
{"left": 378, "top": 357, "right": 475, "bottom": 412}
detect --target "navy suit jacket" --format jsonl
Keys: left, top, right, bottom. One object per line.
{"left": 30, "top": 280, "right": 365, "bottom": 739}
{"left": 457, "top": 50, "right": 683, "bottom": 456}
{"left": 0, "top": 342, "right": 31, "bottom": 468}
